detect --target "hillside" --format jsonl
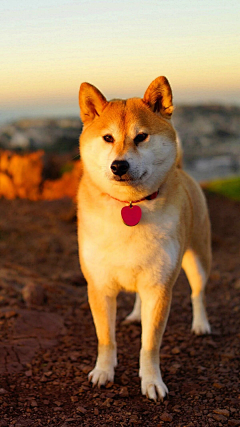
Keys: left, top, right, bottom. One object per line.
{"left": 0, "top": 193, "right": 239, "bottom": 426}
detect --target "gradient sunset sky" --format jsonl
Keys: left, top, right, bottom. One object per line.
{"left": 1, "top": 0, "right": 239, "bottom": 122}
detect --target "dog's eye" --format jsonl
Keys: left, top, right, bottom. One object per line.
{"left": 103, "top": 134, "right": 114, "bottom": 143}
{"left": 134, "top": 133, "right": 148, "bottom": 145}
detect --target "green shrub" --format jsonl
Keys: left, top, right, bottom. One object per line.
{"left": 206, "top": 176, "right": 240, "bottom": 201}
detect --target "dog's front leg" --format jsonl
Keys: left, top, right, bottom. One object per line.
{"left": 88, "top": 282, "right": 117, "bottom": 387}
{"left": 139, "top": 284, "right": 172, "bottom": 401}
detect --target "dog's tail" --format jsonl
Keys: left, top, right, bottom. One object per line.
{"left": 176, "top": 133, "right": 183, "bottom": 169}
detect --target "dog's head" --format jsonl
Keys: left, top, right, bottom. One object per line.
{"left": 79, "top": 77, "right": 177, "bottom": 201}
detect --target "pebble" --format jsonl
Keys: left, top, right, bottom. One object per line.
{"left": 129, "top": 415, "right": 139, "bottom": 424}
{"left": 234, "top": 279, "right": 240, "bottom": 289}
{"left": 171, "top": 347, "right": 180, "bottom": 354}
{"left": 160, "top": 412, "right": 173, "bottom": 422}
{"left": 228, "top": 421, "right": 240, "bottom": 427}
{"left": 213, "top": 408, "right": 230, "bottom": 417}
{"left": 102, "top": 398, "right": 113, "bottom": 407}
{"left": 4, "top": 310, "right": 17, "bottom": 319}
{"left": 76, "top": 406, "right": 87, "bottom": 414}
{"left": 120, "top": 373, "right": 129, "bottom": 385}
{"left": 119, "top": 387, "right": 129, "bottom": 397}
{"left": 22, "top": 282, "right": 45, "bottom": 306}
{"left": 213, "top": 414, "right": 227, "bottom": 422}
{"left": 213, "top": 382, "right": 224, "bottom": 389}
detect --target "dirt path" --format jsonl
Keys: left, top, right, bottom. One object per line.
{"left": 0, "top": 194, "right": 239, "bottom": 426}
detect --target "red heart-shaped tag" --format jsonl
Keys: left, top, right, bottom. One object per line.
{"left": 121, "top": 205, "right": 142, "bottom": 226}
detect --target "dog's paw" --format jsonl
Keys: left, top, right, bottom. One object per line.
{"left": 123, "top": 312, "right": 141, "bottom": 324}
{"left": 141, "top": 375, "right": 168, "bottom": 401}
{"left": 192, "top": 318, "right": 211, "bottom": 335}
{"left": 88, "top": 367, "right": 114, "bottom": 387}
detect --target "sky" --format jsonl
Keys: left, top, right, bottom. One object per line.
{"left": 0, "top": 0, "right": 240, "bottom": 122}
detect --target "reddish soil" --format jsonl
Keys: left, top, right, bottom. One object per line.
{"left": 0, "top": 193, "right": 239, "bottom": 426}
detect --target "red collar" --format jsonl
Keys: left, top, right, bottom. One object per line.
{"left": 107, "top": 189, "right": 159, "bottom": 205}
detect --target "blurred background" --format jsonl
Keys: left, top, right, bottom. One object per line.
{"left": 0, "top": 0, "right": 240, "bottom": 200}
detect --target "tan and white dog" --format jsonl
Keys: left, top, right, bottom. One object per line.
{"left": 77, "top": 76, "right": 211, "bottom": 401}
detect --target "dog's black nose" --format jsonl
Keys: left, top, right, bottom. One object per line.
{"left": 111, "top": 160, "right": 130, "bottom": 177}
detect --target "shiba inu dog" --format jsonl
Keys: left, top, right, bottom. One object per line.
{"left": 77, "top": 76, "right": 211, "bottom": 401}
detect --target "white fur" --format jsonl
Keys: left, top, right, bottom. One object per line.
{"left": 182, "top": 251, "right": 211, "bottom": 335}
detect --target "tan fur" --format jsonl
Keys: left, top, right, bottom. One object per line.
{"left": 77, "top": 76, "right": 211, "bottom": 401}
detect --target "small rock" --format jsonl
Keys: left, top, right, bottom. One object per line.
{"left": 210, "top": 270, "right": 221, "bottom": 281}
{"left": 25, "top": 370, "right": 32, "bottom": 377}
{"left": 81, "top": 365, "right": 91, "bottom": 374}
{"left": 213, "top": 414, "right": 227, "bottom": 422}
{"left": 71, "top": 396, "right": 79, "bottom": 403}
{"left": 106, "top": 381, "right": 113, "bottom": 389}
{"left": 120, "top": 373, "right": 129, "bottom": 385}
{"left": 119, "top": 387, "right": 129, "bottom": 397}
{"left": 102, "top": 398, "right": 113, "bottom": 407}
{"left": 5, "top": 310, "right": 17, "bottom": 319}
{"left": 94, "top": 408, "right": 99, "bottom": 415}
{"left": 171, "top": 347, "right": 180, "bottom": 354}
{"left": 228, "top": 420, "right": 240, "bottom": 427}
{"left": 234, "top": 279, "right": 240, "bottom": 289}
{"left": 70, "top": 351, "right": 80, "bottom": 362}
{"left": 22, "top": 282, "right": 45, "bottom": 307}
{"left": 129, "top": 415, "right": 139, "bottom": 424}
{"left": 0, "top": 388, "right": 8, "bottom": 394}
{"left": 213, "top": 409, "right": 230, "bottom": 417}
{"left": 160, "top": 412, "right": 173, "bottom": 422}
{"left": 30, "top": 400, "right": 38, "bottom": 407}
{"left": 80, "top": 302, "right": 90, "bottom": 310}
{"left": 76, "top": 406, "right": 87, "bottom": 414}
{"left": 221, "top": 352, "right": 235, "bottom": 359}
{"left": 213, "top": 382, "right": 224, "bottom": 389}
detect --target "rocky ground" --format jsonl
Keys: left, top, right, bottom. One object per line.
{"left": 0, "top": 193, "right": 239, "bottom": 426}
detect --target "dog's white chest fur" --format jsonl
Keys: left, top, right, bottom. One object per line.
{"left": 79, "top": 200, "right": 180, "bottom": 294}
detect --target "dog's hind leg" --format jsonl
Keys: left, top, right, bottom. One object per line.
{"left": 182, "top": 248, "right": 211, "bottom": 335}
{"left": 87, "top": 282, "right": 117, "bottom": 387}
{"left": 123, "top": 293, "right": 141, "bottom": 323}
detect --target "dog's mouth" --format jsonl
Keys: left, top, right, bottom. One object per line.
{"left": 112, "top": 171, "right": 148, "bottom": 183}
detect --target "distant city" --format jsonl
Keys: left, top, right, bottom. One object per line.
{"left": 0, "top": 104, "right": 240, "bottom": 182}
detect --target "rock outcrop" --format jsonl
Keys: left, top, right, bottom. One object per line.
{"left": 0, "top": 150, "right": 82, "bottom": 200}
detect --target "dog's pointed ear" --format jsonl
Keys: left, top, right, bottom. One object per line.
{"left": 79, "top": 83, "right": 107, "bottom": 125}
{"left": 143, "top": 76, "right": 173, "bottom": 119}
